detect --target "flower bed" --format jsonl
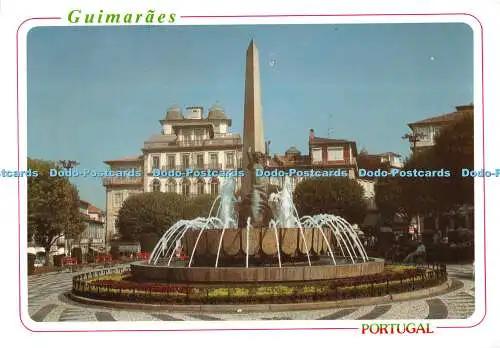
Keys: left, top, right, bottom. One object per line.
{"left": 72, "top": 264, "right": 447, "bottom": 305}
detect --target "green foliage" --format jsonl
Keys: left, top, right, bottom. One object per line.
{"left": 374, "top": 176, "right": 403, "bottom": 219}
{"left": 183, "top": 194, "right": 218, "bottom": 220}
{"left": 116, "top": 192, "right": 220, "bottom": 242}
{"left": 293, "top": 177, "right": 367, "bottom": 223}
{"left": 374, "top": 114, "right": 474, "bottom": 216}
{"left": 399, "top": 150, "right": 443, "bottom": 215}
{"left": 116, "top": 192, "right": 186, "bottom": 241}
{"left": 432, "top": 115, "right": 474, "bottom": 207}
{"left": 28, "top": 158, "right": 86, "bottom": 259}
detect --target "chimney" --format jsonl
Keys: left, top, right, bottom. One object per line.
{"left": 309, "top": 129, "right": 315, "bottom": 142}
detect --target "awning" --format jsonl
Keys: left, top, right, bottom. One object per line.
{"left": 27, "top": 247, "right": 46, "bottom": 254}
{"left": 118, "top": 244, "right": 141, "bottom": 252}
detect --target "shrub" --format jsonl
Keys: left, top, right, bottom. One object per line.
{"left": 74, "top": 264, "right": 446, "bottom": 305}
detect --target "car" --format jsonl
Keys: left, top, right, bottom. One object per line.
{"left": 34, "top": 259, "right": 44, "bottom": 268}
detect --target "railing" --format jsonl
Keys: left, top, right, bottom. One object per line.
{"left": 155, "top": 163, "right": 225, "bottom": 171}
{"left": 72, "top": 264, "right": 448, "bottom": 305}
{"left": 102, "top": 177, "right": 143, "bottom": 186}
{"left": 176, "top": 139, "right": 241, "bottom": 147}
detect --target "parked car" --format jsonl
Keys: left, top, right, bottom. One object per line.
{"left": 34, "top": 259, "right": 44, "bottom": 268}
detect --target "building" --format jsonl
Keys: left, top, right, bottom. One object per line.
{"left": 356, "top": 152, "right": 406, "bottom": 230}
{"left": 265, "top": 129, "right": 358, "bottom": 189}
{"left": 103, "top": 104, "right": 244, "bottom": 241}
{"left": 265, "top": 129, "right": 403, "bottom": 217}
{"left": 74, "top": 200, "right": 106, "bottom": 255}
{"left": 103, "top": 156, "right": 143, "bottom": 242}
{"left": 406, "top": 104, "right": 474, "bottom": 154}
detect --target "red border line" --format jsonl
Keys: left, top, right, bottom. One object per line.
{"left": 17, "top": 13, "right": 486, "bottom": 333}
{"left": 180, "top": 12, "right": 478, "bottom": 18}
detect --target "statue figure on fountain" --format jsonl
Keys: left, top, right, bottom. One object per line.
{"left": 238, "top": 145, "right": 270, "bottom": 228}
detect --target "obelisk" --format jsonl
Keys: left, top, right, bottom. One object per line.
{"left": 241, "top": 40, "right": 265, "bottom": 198}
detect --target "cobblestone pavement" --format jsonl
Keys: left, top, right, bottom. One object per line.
{"left": 27, "top": 265, "right": 475, "bottom": 322}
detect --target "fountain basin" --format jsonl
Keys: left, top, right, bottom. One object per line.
{"left": 131, "top": 258, "right": 384, "bottom": 283}
{"left": 180, "top": 227, "right": 349, "bottom": 257}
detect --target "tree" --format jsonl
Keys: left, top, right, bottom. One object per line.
{"left": 397, "top": 114, "right": 473, "bottom": 216}
{"left": 28, "top": 158, "right": 86, "bottom": 264}
{"left": 374, "top": 176, "right": 403, "bottom": 220}
{"left": 431, "top": 115, "right": 474, "bottom": 208}
{"left": 184, "top": 194, "right": 219, "bottom": 220}
{"left": 115, "top": 192, "right": 186, "bottom": 241}
{"left": 293, "top": 177, "right": 367, "bottom": 224}
{"left": 399, "top": 149, "right": 442, "bottom": 216}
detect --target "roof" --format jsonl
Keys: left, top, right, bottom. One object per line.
{"left": 376, "top": 152, "right": 402, "bottom": 157}
{"left": 268, "top": 154, "right": 311, "bottom": 167}
{"left": 103, "top": 156, "right": 142, "bottom": 164}
{"left": 357, "top": 154, "right": 389, "bottom": 171}
{"left": 144, "top": 134, "right": 176, "bottom": 144}
{"left": 408, "top": 104, "right": 474, "bottom": 127}
{"left": 165, "top": 105, "right": 183, "bottom": 121}
{"left": 87, "top": 204, "right": 102, "bottom": 214}
{"left": 309, "top": 137, "right": 354, "bottom": 144}
{"left": 207, "top": 104, "right": 231, "bottom": 124}
{"left": 79, "top": 200, "right": 103, "bottom": 215}
{"left": 309, "top": 136, "right": 358, "bottom": 155}
{"left": 285, "top": 146, "right": 301, "bottom": 155}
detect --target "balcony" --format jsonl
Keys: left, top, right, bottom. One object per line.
{"left": 155, "top": 163, "right": 226, "bottom": 172}
{"left": 176, "top": 138, "right": 241, "bottom": 147}
{"left": 102, "top": 177, "right": 143, "bottom": 186}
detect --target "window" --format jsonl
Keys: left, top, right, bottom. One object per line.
{"left": 167, "top": 155, "right": 175, "bottom": 168}
{"left": 226, "top": 152, "right": 235, "bottom": 168}
{"left": 196, "top": 154, "right": 204, "bottom": 168}
{"left": 194, "top": 129, "right": 204, "bottom": 140}
{"left": 312, "top": 148, "right": 322, "bottom": 162}
{"left": 327, "top": 147, "right": 344, "bottom": 161}
{"left": 113, "top": 193, "right": 124, "bottom": 208}
{"left": 210, "top": 153, "right": 218, "bottom": 168}
{"left": 196, "top": 179, "right": 205, "bottom": 195}
{"left": 152, "top": 179, "right": 161, "bottom": 192}
{"left": 151, "top": 155, "right": 160, "bottom": 170}
{"left": 167, "top": 179, "right": 176, "bottom": 193}
{"left": 210, "top": 178, "right": 219, "bottom": 195}
{"left": 182, "top": 154, "right": 190, "bottom": 168}
{"left": 182, "top": 179, "right": 191, "bottom": 196}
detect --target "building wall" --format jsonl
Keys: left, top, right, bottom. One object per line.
{"left": 143, "top": 148, "right": 243, "bottom": 194}
{"left": 105, "top": 187, "right": 142, "bottom": 240}
{"left": 413, "top": 125, "right": 441, "bottom": 148}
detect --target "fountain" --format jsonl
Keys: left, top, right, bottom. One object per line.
{"left": 132, "top": 176, "right": 383, "bottom": 284}
{"left": 130, "top": 40, "right": 384, "bottom": 284}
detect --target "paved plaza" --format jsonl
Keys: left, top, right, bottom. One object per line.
{"left": 27, "top": 264, "right": 475, "bottom": 322}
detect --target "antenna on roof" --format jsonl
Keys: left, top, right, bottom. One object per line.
{"left": 327, "top": 114, "right": 334, "bottom": 137}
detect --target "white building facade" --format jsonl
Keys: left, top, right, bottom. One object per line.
{"left": 103, "top": 104, "right": 243, "bottom": 241}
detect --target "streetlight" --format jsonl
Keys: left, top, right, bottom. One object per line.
{"left": 58, "top": 159, "right": 79, "bottom": 257}
{"left": 59, "top": 160, "right": 79, "bottom": 170}
{"left": 265, "top": 141, "right": 271, "bottom": 156}
{"left": 401, "top": 132, "right": 424, "bottom": 153}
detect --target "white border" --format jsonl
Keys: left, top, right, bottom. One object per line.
{"left": 15, "top": 13, "right": 484, "bottom": 333}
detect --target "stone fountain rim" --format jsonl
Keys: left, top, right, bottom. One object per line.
{"left": 130, "top": 258, "right": 385, "bottom": 283}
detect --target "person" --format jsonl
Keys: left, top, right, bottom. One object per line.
{"left": 403, "top": 242, "right": 426, "bottom": 263}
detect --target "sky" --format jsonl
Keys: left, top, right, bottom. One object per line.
{"left": 27, "top": 23, "right": 474, "bottom": 210}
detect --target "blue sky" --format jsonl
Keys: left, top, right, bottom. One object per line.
{"left": 27, "top": 23, "right": 473, "bottom": 209}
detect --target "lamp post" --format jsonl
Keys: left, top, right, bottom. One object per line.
{"left": 58, "top": 160, "right": 79, "bottom": 257}
{"left": 401, "top": 131, "right": 424, "bottom": 153}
